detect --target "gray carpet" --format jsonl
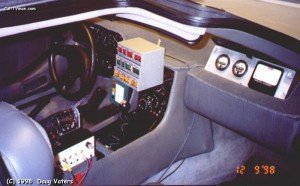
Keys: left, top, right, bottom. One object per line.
{"left": 144, "top": 119, "right": 298, "bottom": 185}
{"left": 144, "top": 122, "right": 258, "bottom": 185}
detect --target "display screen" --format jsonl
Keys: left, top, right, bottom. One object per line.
{"left": 115, "top": 84, "right": 125, "bottom": 104}
{"left": 111, "top": 79, "right": 129, "bottom": 106}
{"left": 252, "top": 64, "right": 282, "bottom": 86}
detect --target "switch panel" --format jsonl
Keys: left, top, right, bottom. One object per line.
{"left": 55, "top": 136, "right": 95, "bottom": 171}
{"left": 114, "top": 37, "right": 165, "bottom": 91}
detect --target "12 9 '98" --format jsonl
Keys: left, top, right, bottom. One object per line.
{"left": 7, "top": 178, "right": 33, "bottom": 185}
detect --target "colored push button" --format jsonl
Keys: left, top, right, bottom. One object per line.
{"left": 129, "top": 78, "right": 137, "bottom": 87}
{"left": 119, "top": 73, "right": 124, "bottom": 81}
{"left": 122, "top": 48, "right": 127, "bottom": 55}
{"left": 116, "top": 58, "right": 121, "bottom": 65}
{"left": 134, "top": 54, "right": 141, "bottom": 62}
{"left": 127, "top": 50, "right": 133, "bottom": 58}
{"left": 118, "top": 46, "right": 122, "bottom": 53}
{"left": 126, "top": 63, "right": 131, "bottom": 71}
{"left": 124, "top": 75, "right": 129, "bottom": 83}
{"left": 129, "top": 78, "right": 134, "bottom": 86}
{"left": 133, "top": 81, "right": 138, "bottom": 88}
{"left": 114, "top": 69, "right": 120, "bottom": 77}
{"left": 133, "top": 67, "right": 139, "bottom": 75}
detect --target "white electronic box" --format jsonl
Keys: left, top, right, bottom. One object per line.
{"left": 114, "top": 37, "right": 165, "bottom": 91}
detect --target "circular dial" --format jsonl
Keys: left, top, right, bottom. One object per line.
{"left": 215, "top": 55, "right": 230, "bottom": 71}
{"left": 232, "top": 60, "right": 248, "bottom": 77}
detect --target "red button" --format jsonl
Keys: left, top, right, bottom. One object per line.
{"left": 118, "top": 46, "right": 122, "bottom": 53}
{"left": 122, "top": 48, "right": 127, "bottom": 55}
{"left": 134, "top": 54, "right": 141, "bottom": 62}
{"left": 127, "top": 50, "right": 133, "bottom": 58}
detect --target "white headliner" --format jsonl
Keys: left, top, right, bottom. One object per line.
{"left": 0, "top": 7, "right": 206, "bottom": 41}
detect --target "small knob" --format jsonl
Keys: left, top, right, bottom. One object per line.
{"left": 138, "top": 99, "right": 148, "bottom": 110}
{"left": 86, "top": 142, "right": 93, "bottom": 149}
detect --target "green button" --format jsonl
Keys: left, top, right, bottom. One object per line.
{"left": 134, "top": 68, "right": 139, "bottom": 75}
{"left": 126, "top": 63, "right": 131, "bottom": 70}
{"left": 116, "top": 59, "right": 121, "bottom": 65}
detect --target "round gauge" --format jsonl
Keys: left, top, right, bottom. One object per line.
{"left": 215, "top": 55, "right": 230, "bottom": 71}
{"left": 232, "top": 60, "right": 248, "bottom": 77}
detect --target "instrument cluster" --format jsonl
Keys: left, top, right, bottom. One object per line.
{"left": 205, "top": 46, "right": 295, "bottom": 99}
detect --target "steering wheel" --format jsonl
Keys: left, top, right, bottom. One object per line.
{"left": 49, "top": 23, "right": 96, "bottom": 101}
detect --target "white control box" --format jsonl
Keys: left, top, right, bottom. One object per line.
{"left": 114, "top": 37, "right": 165, "bottom": 91}
{"left": 55, "top": 136, "right": 95, "bottom": 171}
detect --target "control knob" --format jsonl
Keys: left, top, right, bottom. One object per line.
{"left": 86, "top": 142, "right": 93, "bottom": 149}
{"left": 138, "top": 99, "right": 148, "bottom": 110}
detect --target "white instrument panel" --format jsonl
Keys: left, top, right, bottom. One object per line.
{"left": 55, "top": 136, "right": 95, "bottom": 171}
{"left": 205, "top": 46, "right": 295, "bottom": 99}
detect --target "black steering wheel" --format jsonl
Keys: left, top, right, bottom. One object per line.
{"left": 49, "top": 23, "right": 96, "bottom": 101}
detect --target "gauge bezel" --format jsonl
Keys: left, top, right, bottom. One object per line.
{"left": 232, "top": 60, "right": 248, "bottom": 77}
{"left": 215, "top": 54, "right": 230, "bottom": 71}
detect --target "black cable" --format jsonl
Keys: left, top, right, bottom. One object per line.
{"left": 159, "top": 158, "right": 186, "bottom": 183}
{"left": 71, "top": 171, "right": 77, "bottom": 183}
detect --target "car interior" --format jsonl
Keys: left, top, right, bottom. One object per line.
{"left": 0, "top": 0, "right": 299, "bottom": 185}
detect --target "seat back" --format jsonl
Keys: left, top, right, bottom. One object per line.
{"left": 0, "top": 102, "right": 54, "bottom": 185}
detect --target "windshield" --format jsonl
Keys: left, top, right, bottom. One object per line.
{"left": 191, "top": 0, "right": 300, "bottom": 39}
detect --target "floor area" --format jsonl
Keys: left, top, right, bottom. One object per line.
{"left": 143, "top": 123, "right": 256, "bottom": 185}
{"left": 143, "top": 122, "right": 296, "bottom": 185}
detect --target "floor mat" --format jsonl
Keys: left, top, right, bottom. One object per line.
{"left": 143, "top": 123, "right": 257, "bottom": 185}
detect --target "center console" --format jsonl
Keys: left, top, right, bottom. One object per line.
{"left": 96, "top": 37, "right": 172, "bottom": 150}
{"left": 96, "top": 68, "right": 173, "bottom": 151}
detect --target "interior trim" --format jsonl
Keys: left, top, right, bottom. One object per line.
{"left": 0, "top": 7, "right": 205, "bottom": 40}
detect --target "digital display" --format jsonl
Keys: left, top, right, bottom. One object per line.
{"left": 115, "top": 84, "right": 125, "bottom": 104}
{"left": 111, "top": 79, "right": 129, "bottom": 106}
{"left": 253, "top": 64, "right": 282, "bottom": 86}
